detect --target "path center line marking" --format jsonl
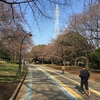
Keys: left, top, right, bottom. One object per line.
{"left": 37, "top": 67, "right": 84, "bottom": 100}
{"left": 44, "top": 67, "right": 100, "bottom": 97}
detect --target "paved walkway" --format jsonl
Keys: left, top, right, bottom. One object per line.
{"left": 15, "top": 64, "right": 100, "bottom": 100}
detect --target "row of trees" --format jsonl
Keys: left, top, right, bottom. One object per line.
{"left": 31, "top": 31, "right": 100, "bottom": 69}
{"left": 0, "top": 0, "right": 92, "bottom": 62}
{"left": 0, "top": 0, "right": 100, "bottom": 69}
{"left": 0, "top": 2, "right": 33, "bottom": 62}
{"left": 30, "top": 1, "right": 100, "bottom": 69}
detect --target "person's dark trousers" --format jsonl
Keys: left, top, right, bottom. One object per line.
{"left": 62, "top": 70, "right": 64, "bottom": 74}
{"left": 81, "top": 79, "right": 88, "bottom": 91}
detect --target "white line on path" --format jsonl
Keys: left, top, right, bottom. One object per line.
{"left": 25, "top": 68, "right": 33, "bottom": 100}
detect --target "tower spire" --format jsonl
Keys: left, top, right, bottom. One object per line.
{"left": 54, "top": 4, "right": 60, "bottom": 39}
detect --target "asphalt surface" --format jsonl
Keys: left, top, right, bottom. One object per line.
{"left": 15, "top": 64, "right": 100, "bottom": 100}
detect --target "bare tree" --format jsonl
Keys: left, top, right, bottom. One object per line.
{"left": 0, "top": 1, "right": 34, "bottom": 59}
{"left": 68, "top": 1, "right": 100, "bottom": 49}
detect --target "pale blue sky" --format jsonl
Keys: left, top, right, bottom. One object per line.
{"left": 24, "top": 0, "right": 85, "bottom": 45}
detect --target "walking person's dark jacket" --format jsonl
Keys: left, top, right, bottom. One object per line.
{"left": 79, "top": 68, "right": 90, "bottom": 80}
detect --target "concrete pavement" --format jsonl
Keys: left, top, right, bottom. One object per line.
{"left": 10, "top": 64, "right": 100, "bottom": 100}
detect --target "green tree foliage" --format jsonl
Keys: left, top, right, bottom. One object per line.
{"left": 91, "top": 48, "right": 100, "bottom": 69}
{"left": 54, "top": 31, "right": 93, "bottom": 65}
{"left": 0, "top": 41, "right": 11, "bottom": 61}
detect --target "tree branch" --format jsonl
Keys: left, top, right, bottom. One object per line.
{"left": 0, "top": 0, "right": 33, "bottom": 5}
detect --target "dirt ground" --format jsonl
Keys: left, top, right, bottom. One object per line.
{"left": 52, "top": 66, "right": 100, "bottom": 83}
{"left": 0, "top": 66, "right": 100, "bottom": 100}
{"left": 65, "top": 67, "right": 100, "bottom": 83}
{"left": 0, "top": 83, "right": 18, "bottom": 100}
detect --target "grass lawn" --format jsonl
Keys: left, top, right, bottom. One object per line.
{"left": 0, "top": 61, "right": 27, "bottom": 83}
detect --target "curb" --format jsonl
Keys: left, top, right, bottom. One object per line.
{"left": 9, "top": 68, "right": 28, "bottom": 100}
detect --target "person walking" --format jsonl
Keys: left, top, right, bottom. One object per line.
{"left": 79, "top": 65, "right": 90, "bottom": 96}
{"left": 61, "top": 64, "right": 65, "bottom": 74}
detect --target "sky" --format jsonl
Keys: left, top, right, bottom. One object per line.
{"left": 24, "top": 0, "right": 85, "bottom": 46}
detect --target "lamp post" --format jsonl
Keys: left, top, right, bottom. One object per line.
{"left": 19, "top": 32, "right": 32, "bottom": 72}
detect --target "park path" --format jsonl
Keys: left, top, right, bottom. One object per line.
{"left": 15, "top": 64, "right": 100, "bottom": 100}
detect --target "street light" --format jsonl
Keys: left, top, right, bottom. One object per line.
{"left": 19, "top": 32, "right": 32, "bottom": 72}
